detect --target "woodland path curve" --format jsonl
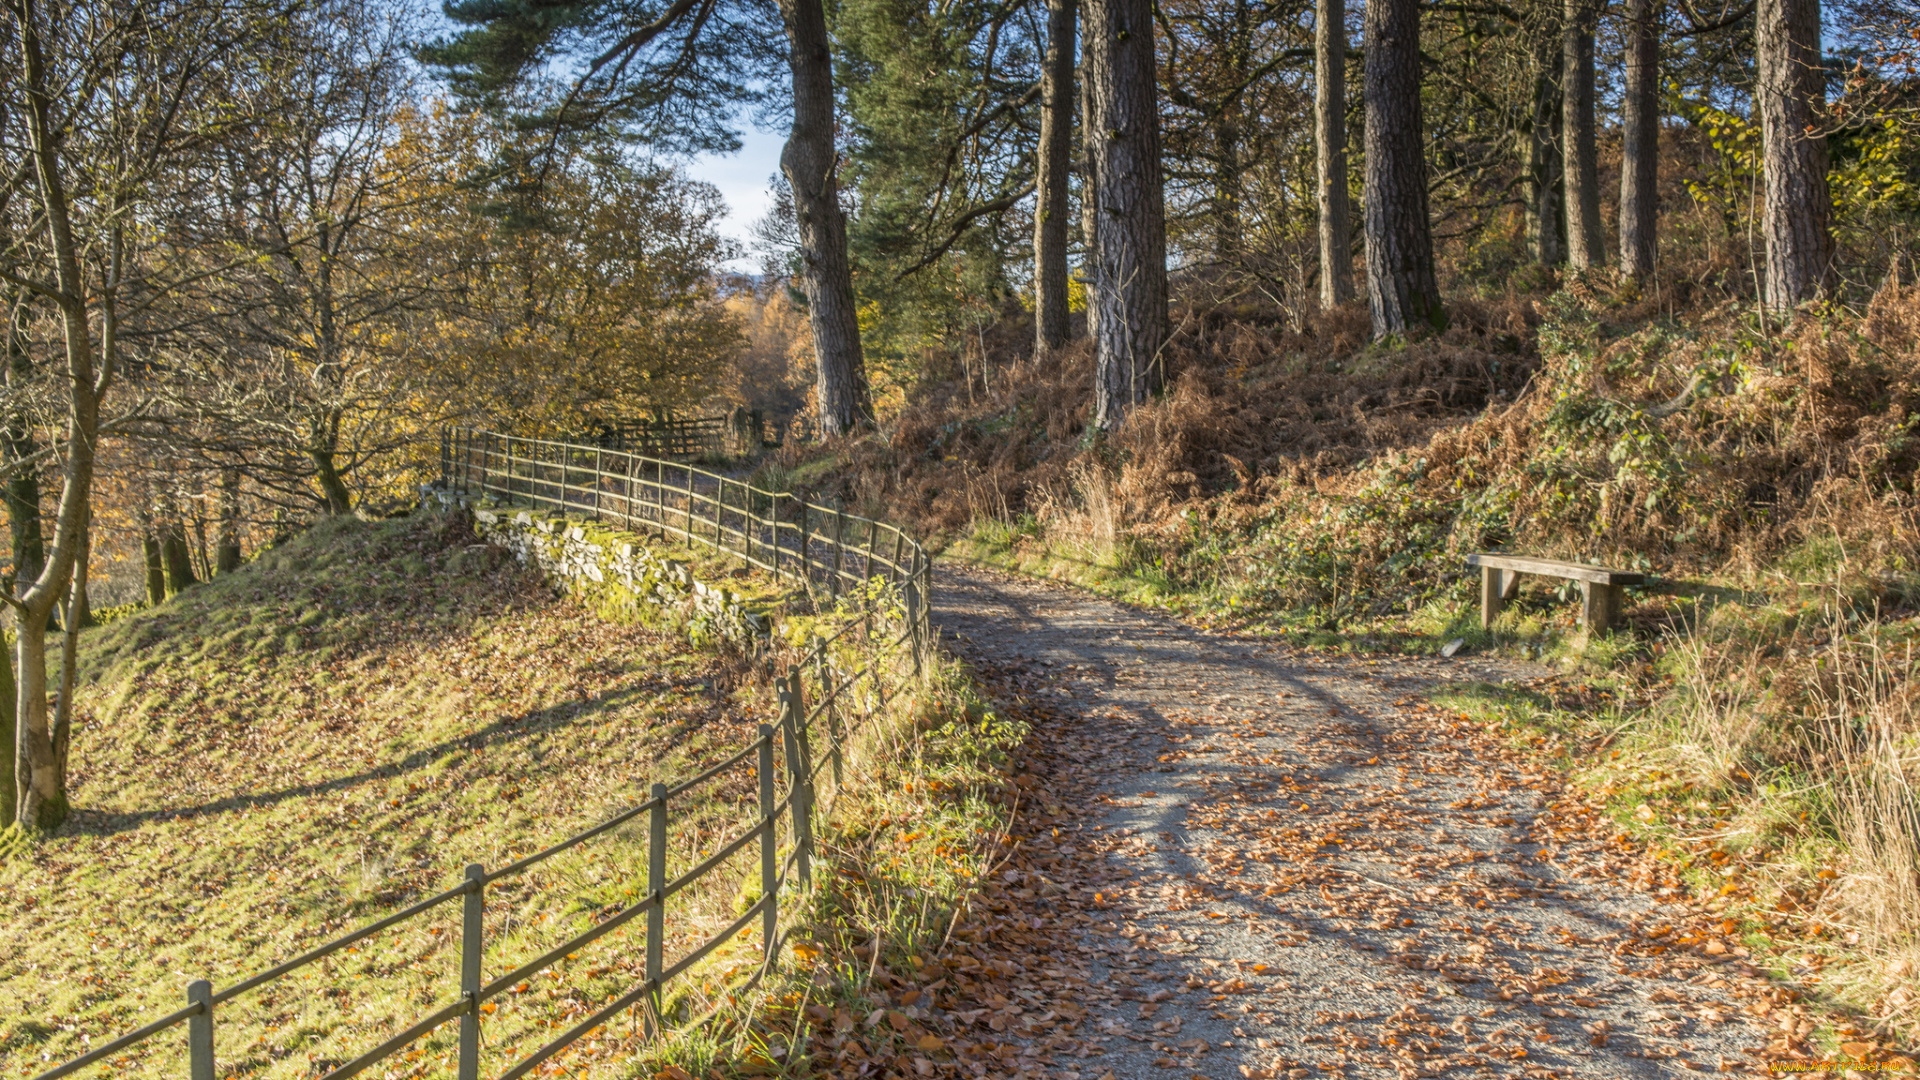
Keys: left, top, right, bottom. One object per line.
{"left": 929, "top": 561, "right": 1789, "bottom": 1079}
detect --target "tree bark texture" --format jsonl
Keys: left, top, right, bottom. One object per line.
{"left": 1526, "top": 25, "right": 1563, "bottom": 266}
{"left": 1562, "top": 0, "right": 1604, "bottom": 269}
{"left": 0, "top": 635, "right": 14, "bottom": 831}
{"left": 1757, "top": 0, "right": 1834, "bottom": 311}
{"left": 310, "top": 411, "right": 352, "bottom": 514}
{"left": 1316, "top": 0, "right": 1354, "bottom": 308}
{"left": 68, "top": 519, "right": 91, "bottom": 631}
{"left": 1034, "top": 0, "right": 1077, "bottom": 355}
{"left": 5, "top": 311, "right": 43, "bottom": 597}
{"left": 1619, "top": 0, "right": 1660, "bottom": 281}
{"left": 1086, "top": 0, "right": 1169, "bottom": 429}
{"left": 1363, "top": 0, "right": 1445, "bottom": 337}
{"left": 158, "top": 492, "right": 197, "bottom": 595}
{"left": 780, "top": 0, "right": 874, "bottom": 436}
{"left": 142, "top": 528, "right": 165, "bottom": 604}
{"left": 1080, "top": 52, "right": 1101, "bottom": 347}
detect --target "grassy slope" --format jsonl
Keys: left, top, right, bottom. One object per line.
{"left": 0, "top": 513, "right": 787, "bottom": 1077}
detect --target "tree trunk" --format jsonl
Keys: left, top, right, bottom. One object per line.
{"left": 1086, "top": 0, "right": 1170, "bottom": 429}
{"left": 1563, "top": 0, "right": 1605, "bottom": 269}
{"left": 309, "top": 411, "right": 353, "bottom": 514}
{"left": 1619, "top": 0, "right": 1660, "bottom": 282}
{"left": 1034, "top": 0, "right": 1076, "bottom": 356}
{"left": 162, "top": 513, "right": 197, "bottom": 595}
{"left": 1757, "top": 0, "right": 1833, "bottom": 311}
{"left": 1526, "top": 24, "right": 1563, "bottom": 266}
{"left": 217, "top": 469, "right": 242, "bottom": 573}
{"left": 779, "top": 0, "right": 874, "bottom": 436}
{"left": 0, "top": 625, "right": 14, "bottom": 831}
{"left": 67, "top": 519, "right": 91, "bottom": 631}
{"left": 1363, "top": 0, "right": 1445, "bottom": 338}
{"left": 1079, "top": 54, "right": 1101, "bottom": 346}
{"left": 14, "top": 4, "right": 106, "bottom": 833}
{"left": 51, "top": 507, "right": 85, "bottom": 795}
{"left": 5, "top": 309, "right": 44, "bottom": 598}
{"left": 142, "top": 523, "right": 165, "bottom": 605}
{"left": 1316, "top": 0, "right": 1354, "bottom": 308}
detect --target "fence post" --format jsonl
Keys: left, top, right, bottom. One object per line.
{"left": 684, "top": 468, "right": 695, "bottom": 544}
{"left": 646, "top": 782, "right": 667, "bottom": 1033}
{"left": 863, "top": 522, "right": 878, "bottom": 640}
{"left": 769, "top": 492, "right": 782, "bottom": 578}
{"left": 779, "top": 680, "right": 812, "bottom": 890}
{"left": 440, "top": 427, "right": 449, "bottom": 489}
{"left": 459, "top": 863, "right": 485, "bottom": 1080}
{"left": 186, "top": 979, "right": 213, "bottom": 1080}
{"left": 757, "top": 725, "right": 778, "bottom": 965}
{"left": 797, "top": 505, "right": 812, "bottom": 592}
{"left": 906, "top": 548, "right": 924, "bottom": 678}
{"left": 831, "top": 507, "right": 845, "bottom": 596}
{"left": 813, "top": 640, "right": 842, "bottom": 790}
{"left": 741, "top": 481, "right": 754, "bottom": 566}
{"left": 654, "top": 459, "right": 666, "bottom": 540}
{"left": 891, "top": 531, "right": 904, "bottom": 585}
{"left": 592, "top": 448, "right": 602, "bottom": 520}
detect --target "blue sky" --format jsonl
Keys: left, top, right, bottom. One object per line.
{"left": 682, "top": 124, "right": 786, "bottom": 273}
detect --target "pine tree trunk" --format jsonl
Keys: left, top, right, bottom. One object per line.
{"left": 780, "top": 0, "right": 874, "bottom": 436}
{"left": 1316, "top": 0, "right": 1354, "bottom": 308}
{"left": 0, "top": 629, "right": 14, "bottom": 831}
{"left": 1563, "top": 0, "right": 1604, "bottom": 269}
{"left": 1363, "top": 0, "right": 1445, "bottom": 338}
{"left": 1034, "top": 0, "right": 1077, "bottom": 356}
{"left": 1757, "top": 0, "right": 1833, "bottom": 311}
{"left": 216, "top": 468, "right": 242, "bottom": 573}
{"left": 1619, "top": 0, "right": 1661, "bottom": 282}
{"left": 1526, "top": 25, "right": 1563, "bottom": 266}
{"left": 1080, "top": 55, "right": 1101, "bottom": 347}
{"left": 1086, "top": 0, "right": 1169, "bottom": 429}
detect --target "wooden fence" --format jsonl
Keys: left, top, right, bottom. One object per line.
{"left": 440, "top": 428, "right": 930, "bottom": 653}
{"left": 587, "top": 411, "right": 775, "bottom": 459}
{"left": 31, "top": 430, "right": 930, "bottom": 1080}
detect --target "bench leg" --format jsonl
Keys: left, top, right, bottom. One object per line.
{"left": 1480, "top": 567, "right": 1504, "bottom": 629}
{"left": 1582, "top": 582, "right": 1622, "bottom": 634}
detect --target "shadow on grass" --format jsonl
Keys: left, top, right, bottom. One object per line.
{"left": 63, "top": 679, "right": 681, "bottom": 841}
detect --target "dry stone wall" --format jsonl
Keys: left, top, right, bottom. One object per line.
{"left": 424, "top": 490, "right": 771, "bottom": 646}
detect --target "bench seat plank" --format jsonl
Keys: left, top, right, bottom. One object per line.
{"left": 1466, "top": 553, "right": 1646, "bottom": 586}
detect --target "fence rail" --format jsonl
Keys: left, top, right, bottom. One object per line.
{"left": 441, "top": 428, "right": 930, "bottom": 651}
{"left": 32, "top": 429, "right": 930, "bottom": 1080}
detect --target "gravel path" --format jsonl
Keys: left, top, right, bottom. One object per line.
{"left": 932, "top": 562, "right": 1787, "bottom": 1079}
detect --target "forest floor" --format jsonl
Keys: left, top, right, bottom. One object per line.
{"left": 926, "top": 561, "right": 1869, "bottom": 1079}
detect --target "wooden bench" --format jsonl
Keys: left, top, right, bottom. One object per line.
{"left": 1466, "top": 553, "right": 1646, "bottom": 634}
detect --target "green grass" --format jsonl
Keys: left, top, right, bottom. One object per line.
{"left": 0, "top": 513, "right": 798, "bottom": 1078}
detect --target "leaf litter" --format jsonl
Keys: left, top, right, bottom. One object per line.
{"left": 801, "top": 564, "right": 1915, "bottom": 1080}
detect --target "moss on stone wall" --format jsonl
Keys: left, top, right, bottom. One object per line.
{"left": 424, "top": 491, "right": 772, "bottom": 647}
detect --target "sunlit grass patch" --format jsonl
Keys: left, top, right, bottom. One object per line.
{"left": 0, "top": 513, "right": 792, "bottom": 1078}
